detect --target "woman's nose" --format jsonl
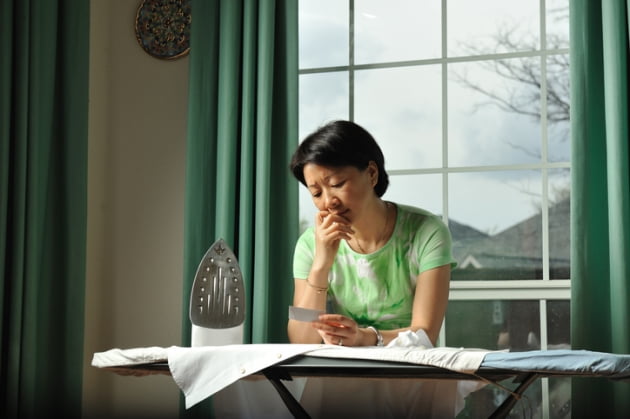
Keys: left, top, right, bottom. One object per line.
{"left": 325, "top": 194, "right": 340, "bottom": 211}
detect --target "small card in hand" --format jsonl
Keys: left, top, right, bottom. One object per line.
{"left": 288, "top": 306, "right": 324, "bottom": 322}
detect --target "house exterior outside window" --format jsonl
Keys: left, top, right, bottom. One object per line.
{"left": 299, "top": 1, "right": 570, "bottom": 417}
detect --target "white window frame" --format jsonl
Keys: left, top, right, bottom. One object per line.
{"left": 299, "top": 3, "right": 571, "bottom": 412}
{"left": 299, "top": 1, "right": 570, "bottom": 415}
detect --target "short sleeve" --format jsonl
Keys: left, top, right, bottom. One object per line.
{"left": 414, "top": 215, "right": 458, "bottom": 273}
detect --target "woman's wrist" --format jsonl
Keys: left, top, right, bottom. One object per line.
{"left": 306, "top": 266, "right": 331, "bottom": 290}
{"left": 305, "top": 278, "right": 328, "bottom": 294}
{"left": 366, "top": 326, "right": 384, "bottom": 346}
{"left": 311, "top": 253, "right": 335, "bottom": 273}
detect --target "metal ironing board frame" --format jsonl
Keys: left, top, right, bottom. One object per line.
{"left": 123, "top": 354, "right": 541, "bottom": 419}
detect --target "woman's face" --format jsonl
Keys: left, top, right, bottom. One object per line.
{"left": 302, "top": 162, "right": 377, "bottom": 223}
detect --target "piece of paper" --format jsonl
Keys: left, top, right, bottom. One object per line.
{"left": 288, "top": 306, "right": 324, "bottom": 322}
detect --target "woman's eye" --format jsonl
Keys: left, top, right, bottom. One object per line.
{"left": 332, "top": 181, "right": 345, "bottom": 188}
{"left": 312, "top": 192, "right": 321, "bottom": 198}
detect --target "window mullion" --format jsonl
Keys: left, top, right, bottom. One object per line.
{"left": 349, "top": 0, "right": 355, "bottom": 121}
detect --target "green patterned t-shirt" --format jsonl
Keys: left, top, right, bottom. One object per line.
{"left": 292, "top": 203, "right": 457, "bottom": 330}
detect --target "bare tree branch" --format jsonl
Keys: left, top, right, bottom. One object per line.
{"left": 450, "top": 9, "right": 571, "bottom": 208}
{"left": 451, "top": 21, "right": 569, "bottom": 126}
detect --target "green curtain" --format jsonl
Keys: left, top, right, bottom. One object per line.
{"left": 180, "top": 4, "right": 298, "bottom": 414}
{"left": 570, "top": 0, "right": 630, "bottom": 416}
{"left": 0, "top": 0, "right": 89, "bottom": 418}
{"left": 181, "top": 0, "right": 298, "bottom": 345}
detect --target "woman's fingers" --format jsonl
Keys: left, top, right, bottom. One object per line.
{"left": 312, "top": 314, "right": 358, "bottom": 345}
{"left": 312, "top": 321, "right": 346, "bottom": 337}
{"left": 319, "top": 314, "right": 351, "bottom": 325}
{"left": 318, "top": 216, "right": 353, "bottom": 242}
{"left": 317, "top": 212, "right": 352, "bottom": 229}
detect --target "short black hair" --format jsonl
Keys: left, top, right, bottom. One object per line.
{"left": 289, "top": 120, "right": 389, "bottom": 197}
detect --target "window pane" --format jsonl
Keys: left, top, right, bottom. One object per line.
{"left": 546, "top": 0, "right": 570, "bottom": 49}
{"left": 355, "top": 0, "right": 440, "bottom": 64}
{"left": 548, "top": 300, "right": 570, "bottom": 349}
{"left": 547, "top": 53, "right": 571, "bottom": 162}
{"left": 549, "top": 378, "right": 572, "bottom": 418}
{"left": 447, "top": 300, "right": 543, "bottom": 417}
{"left": 548, "top": 299, "right": 571, "bottom": 418}
{"left": 299, "top": 72, "right": 349, "bottom": 139}
{"left": 299, "top": 0, "right": 349, "bottom": 68}
{"left": 448, "top": 0, "right": 540, "bottom": 57}
{"left": 355, "top": 66, "right": 442, "bottom": 170}
{"left": 449, "top": 58, "right": 542, "bottom": 167}
{"left": 460, "top": 377, "right": 543, "bottom": 417}
{"left": 385, "top": 174, "right": 443, "bottom": 217}
{"left": 549, "top": 169, "right": 570, "bottom": 279}
{"left": 450, "top": 171, "right": 543, "bottom": 280}
{"left": 446, "top": 300, "right": 540, "bottom": 350}
{"left": 446, "top": 300, "right": 503, "bottom": 349}
{"left": 460, "top": 378, "right": 543, "bottom": 417}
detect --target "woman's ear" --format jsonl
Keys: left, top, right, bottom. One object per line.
{"left": 367, "top": 161, "right": 379, "bottom": 187}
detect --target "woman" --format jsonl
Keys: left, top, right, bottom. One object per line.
{"left": 287, "top": 120, "right": 457, "bottom": 347}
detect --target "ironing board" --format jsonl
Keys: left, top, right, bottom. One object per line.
{"left": 92, "top": 345, "right": 630, "bottom": 418}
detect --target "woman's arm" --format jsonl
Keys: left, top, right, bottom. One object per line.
{"left": 406, "top": 264, "right": 451, "bottom": 345}
{"left": 303, "top": 265, "right": 451, "bottom": 347}
{"left": 287, "top": 273, "right": 329, "bottom": 343}
{"left": 288, "top": 210, "right": 354, "bottom": 343}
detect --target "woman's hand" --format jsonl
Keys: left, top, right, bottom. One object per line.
{"left": 312, "top": 211, "right": 354, "bottom": 271}
{"left": 313, "top": 314, "right": 361, "bottom": 346}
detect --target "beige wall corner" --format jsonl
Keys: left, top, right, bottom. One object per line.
{"left": 84, "top": 0, "right": 188, "bottom": 417}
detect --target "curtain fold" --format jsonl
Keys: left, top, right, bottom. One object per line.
{"left": 181, "top": 0, "right": 298, "bottom": 347}
{"left": 570, "top": 0, "right": 630, "bottom": 416}
{"left": 0, "top": 0, "right": 89, "bottom": 417}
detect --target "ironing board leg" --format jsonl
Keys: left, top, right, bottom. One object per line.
{"left": 263, "top": 370, "right": 311, "bottom": 419}
{"left": 489, "top": 373, "right": 540, "bottom": 419}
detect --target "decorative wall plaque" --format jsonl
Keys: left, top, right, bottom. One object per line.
{"left": 135, "top": 0, "right": 191, "bottom": 60}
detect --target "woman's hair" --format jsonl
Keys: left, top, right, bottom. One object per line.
{"left": 289, "top": 120, "right": 389, "bottom": 197}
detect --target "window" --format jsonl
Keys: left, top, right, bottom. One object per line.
{"left": 299, "top": 1, "right": 570, "bottom": 416}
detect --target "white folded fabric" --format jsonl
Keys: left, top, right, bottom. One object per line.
{"left": 305, "top": 346, "right": 490, "bottom": 374}
{"left": 166, "top": 331, "right": 494, "bottom": 409}
{"left": 167, "top": 344, "right": 325, "bottom": 408}
{"left": 91, "top": 346, "right": 169, "bottom": 367}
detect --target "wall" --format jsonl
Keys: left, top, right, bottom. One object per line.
{"left": 83, "top": 0, "right": 188, "bottom": 417}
